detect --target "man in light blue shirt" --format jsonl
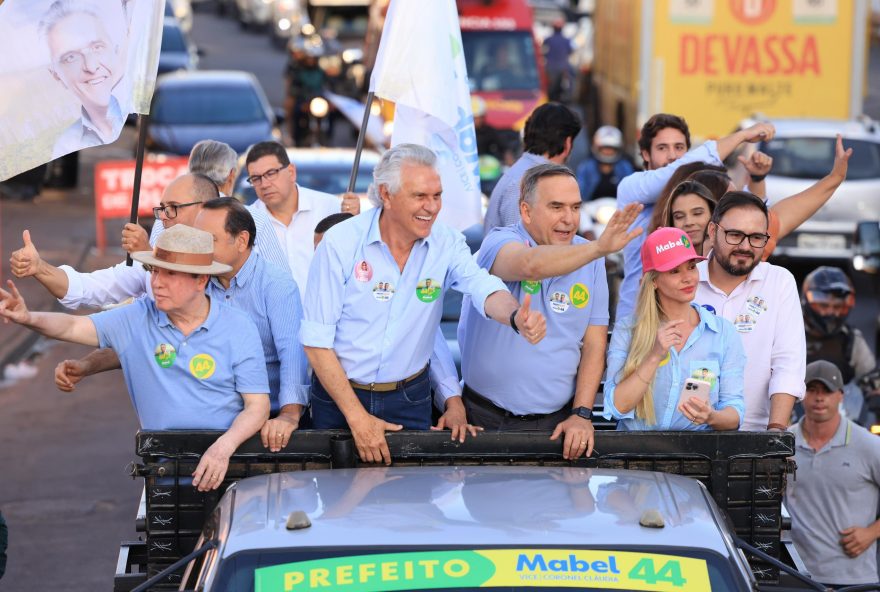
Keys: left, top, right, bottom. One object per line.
{"left": 615, "top": 114, "right": 776, "bottom": 320}
{"left": 483, "top": 103, "right": 581, "bottom": 232}
{"left": 302, "top": 144, "right": 547, "bottom": 465}
{"left": 0, "top": 225, "right": 270, "bottom": 492}
{"left": 459, "top": 163, "right": 642, "bottom": 458}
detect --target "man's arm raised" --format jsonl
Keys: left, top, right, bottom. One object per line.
{"left": 489, "top": 204, "right": 643, "bottom": 281}
{"left": 0, "top": 280, "right": 98, "bottom": 346}
{"left": 9, "top": 230, "right": 70, "bottom": 299}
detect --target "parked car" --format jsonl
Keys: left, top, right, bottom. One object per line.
{"left": 744, "top": 117, "right": 880, "bottom": 264}
{"left": 233, "top": 146, "right": 380, "bottom": 205}
{"left": 235, "top": 0, "right": 276, "bottom": 29}
{"left": 144, "top": 70, "right": 279, "bottom": 156}
{"left": 157, "top": 17, "right": 199, "bottom": 74}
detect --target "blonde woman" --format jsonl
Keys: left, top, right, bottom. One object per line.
{"left": 603, "top": 227, "right": 745, "bottom": 430}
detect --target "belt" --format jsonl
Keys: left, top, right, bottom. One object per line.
{"left": 463, "top": 384, "right": 565, "bottom": 422}
{"left": 349, "top": 365, "right": 428, "bottom": 393}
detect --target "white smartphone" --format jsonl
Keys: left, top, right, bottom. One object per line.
{"left": 678, "top": 378, "right": 711, "bottom": 407}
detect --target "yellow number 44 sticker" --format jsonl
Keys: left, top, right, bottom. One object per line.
{"left": 189, "top": 354, "right": 216, "bottom": 380}
{"left": 570, "top": 283, "right": 590, "bottom": 309}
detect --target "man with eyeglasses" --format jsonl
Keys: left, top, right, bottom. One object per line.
{"left": 10, "top": 173, "right": 218, "bottom": 306}
{"left": 244, "top": 141, "right": 360, "bottom": 297}
{"left": 696, "top": 191, "right": 806, "bottom": 431}
{"left": 40, "top": 0, "right": 127, "bottom": 159}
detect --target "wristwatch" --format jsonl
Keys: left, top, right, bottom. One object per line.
{"left": 571, "top": 406, "right": 593, "bottom": 420}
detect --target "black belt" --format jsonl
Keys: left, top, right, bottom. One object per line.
{"left": 463, "top": 384, "right": 566, "bottom": 422}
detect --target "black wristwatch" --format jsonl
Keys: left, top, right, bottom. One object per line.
{"left": 571, "top": 406, "right": 593, "bottom": 420}
{"left": 509, "top": 309, "right": 520, "bottom": 334}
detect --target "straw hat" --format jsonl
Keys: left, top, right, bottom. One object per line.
{"left": 131, "top": 224, "right": 232, "bottom": 275}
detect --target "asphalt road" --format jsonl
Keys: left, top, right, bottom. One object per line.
{"left": 1, "top": 7, "right": 880, "bottom": 591}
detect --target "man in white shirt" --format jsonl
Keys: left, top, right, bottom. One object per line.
{"left": 244, "top": 141, "right": 359, "bottom": 296}
{"left": 695, "top": 191, "right": 806, "bottom": 431}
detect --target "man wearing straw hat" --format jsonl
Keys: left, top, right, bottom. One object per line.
{"left": 0, "top": 225, "right": 271, "bottom": 492}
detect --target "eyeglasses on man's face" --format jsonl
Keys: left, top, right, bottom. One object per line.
{"left": 152, "top": 201, "right": 202, "bottom": 220}
{"left": 715, "top": 223, "right": 770, "bottom": 248}
{"left": 246, "top": 166, "right": 285, "bottom": 186}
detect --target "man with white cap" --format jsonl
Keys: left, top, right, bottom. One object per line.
{"left": 575, "top": 126, "right": 634, "bottom": 202}
{"left": 0, "top": 225, "right": 270, "bottom": 492}
{"left": 785, "top": 360, "right": 880, "bottom": 589}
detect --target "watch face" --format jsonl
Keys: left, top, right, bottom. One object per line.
{"left": 573, "top": 407, "right": 592, "bottom": 419}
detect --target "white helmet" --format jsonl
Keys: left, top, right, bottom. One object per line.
{"left": 592, "top": 125, "right": 623, "bottom": 163}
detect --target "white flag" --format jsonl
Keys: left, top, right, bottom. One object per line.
{"left": 369, "top": 0, "right": 481, "bottom": 230}
{"left": 0, "top": 0, "right": 165, "bottom": 181}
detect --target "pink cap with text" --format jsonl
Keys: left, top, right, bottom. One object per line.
{"left": 640, "top": 227, "right": 706, "bottom": 273}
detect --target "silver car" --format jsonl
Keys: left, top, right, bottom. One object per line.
{"left": 747, "top": 117, "right": 880, "bottom": 263}
{"left": 180, "top": 466, "right": 757, "bottom": 591}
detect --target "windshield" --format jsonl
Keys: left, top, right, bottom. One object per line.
{"left": 462, "top": 31, "right": 541, "bottom": 92}
{"left": 152, "top": 86, "right": 266, "bottom": 125}
{"left": 211, "top": 547, "right": 743, "bottom": 592}
{"left": 235, "top": 165, "right": 374, "bottom": 205}
{"left": 760, "top": 137, "right": 880, "bottom": 181}
{"left": 161, "top": 25, "right": 187, "bottom": 53}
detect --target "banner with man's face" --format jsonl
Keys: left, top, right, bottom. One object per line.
{"left": 0, "top": 0, "right": 164, "bottom": 181}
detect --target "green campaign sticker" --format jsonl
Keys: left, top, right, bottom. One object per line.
{"left": 416, "top": 279, "right": 441, "bottom": 303}
{"left": 154, "top": 343, "right": 176, "bottom": 368}
{"left": 681, "top": 235, "right": 691, "bottom": 249}
{"left": 521, "top": 280, "right": 540, "bottom": 295}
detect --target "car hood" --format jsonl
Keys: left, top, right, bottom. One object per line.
{"left": 765, "top": 176, "right": 880, "bottom": 223}
{"left": 149, "top": 121, "right": 272, "bottom": 156}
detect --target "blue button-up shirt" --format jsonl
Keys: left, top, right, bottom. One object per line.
{"left": 90, "top": 296, "right": 269, "bottom": 430}
{"left": 615, "top": 141, "right": 721, "bottom": 320}
{"left": 301, "top": 208, "right": 507, "bottom": 384}
{"left": 459, "top": 223, "right": 609, "bottom": 414}
{"left": 483, "top": 152, "right": 550, "bottom": 232}
{"left": 603, "top": 304, "right": 745, "bottom": 430}
{"left": 207, "top": 251, "right": 308, "bottom": 410}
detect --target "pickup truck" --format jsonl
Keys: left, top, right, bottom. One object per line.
{"left": 113, "top": 429, "right": 815, "bottom": 592}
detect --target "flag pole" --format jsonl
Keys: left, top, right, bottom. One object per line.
{"left": 126, "top": 113, "right": 150, "bottom": 266}
{"left": 346, "top": 91, "right": 375, "bottom": 194}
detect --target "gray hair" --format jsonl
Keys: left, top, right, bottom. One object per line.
{"left": 188, "top": 140, "right": 238, "bottom": 188}
{"left": 519, "top": 163, "right": 576, "bottom": 207}
{"left": 367, "top": 144, "right": 438, "bottom": 208}
{"left": 39, "top": 0, "right": 101, "bottom": 40}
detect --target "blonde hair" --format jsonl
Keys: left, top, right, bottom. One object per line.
{"left": 620, "top": 271, "right": 662, "bottom": 425}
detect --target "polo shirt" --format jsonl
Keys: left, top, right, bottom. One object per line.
{"left": 90, "top": 296, "right": 269, "bottom": 430}
{"left": 786, "top": 418, "right": 880, "bottom": 585}
{"left": 206, "top": 251, "right": 309, "bottom": 410}
{"left": 301, "top": 206, "right": 507, "bottom": 387}
{"left": 252, "top": 184, "right": 341, "bottom": 296}
{"left": 603, "top": 304, "right": 745, "bottom": 430}
{"left": 458, "top": 222, "right": 609, "bottom": 415}
{"left": 615, "top": 140, "right": 721, "bottom": 320}
{"left": 695, "top": 260, "right": 806, "bottom": 431}
{"left": 482, "top": 152, "right": 549, "bottom": 232}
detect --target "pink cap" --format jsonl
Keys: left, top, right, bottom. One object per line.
{"left": 640, "top": 227, "right": 706, "bottom": 273}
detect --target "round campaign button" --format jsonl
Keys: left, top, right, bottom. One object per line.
{"left": 521, "top": 280, "right": 540, "bottom": 295}
{"left": 372, "top": 281, "right": 395, "bottom": 302}
{"left": 416, "top": 279, "right": 441, "bottom": 303}
{"left": 549, "top": 291, "right": 570, "bottom": 313}
{"left": 154, "top": 343, "right": 176, "bottom": 368}
{"left": 189, "top": 354, "right": 216, "bottom": 380}
{"left": 734, "top": 313, "right": 757, "bottom": 333}
{"left": 354, "top": 260, "right": 373, "bottom": 282}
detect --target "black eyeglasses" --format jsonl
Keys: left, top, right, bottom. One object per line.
{"left": 246, "top": 166, "right": 284, "bottom": 186}
{"left": 153, "top": 201, "right": 201, "bottom": 220}
{"left": 716, "top": 223, "right": 770, "bottom": 248}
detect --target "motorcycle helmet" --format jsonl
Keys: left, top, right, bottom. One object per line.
{"left": 592, "top": 125, "right": 623, "bottom": 164}
{"left": 801, "top": 266, "right": 855, "bottom": 336}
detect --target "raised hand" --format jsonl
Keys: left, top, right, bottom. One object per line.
{"left": 740, "top": 122, "right": 775, "bottom": 144}
{"left": 0, "top": 280, "right": 31, "bottom": 325}
{"left": 738, "top": 151, "right": 773, "bottom": 177}
{"left": 515, "top": 293, "right": 547, "bottom": 344}
{"left": 651, "top": 319, "right": 685, "bottom": 360}
{"left": 10, "top": 230, "right": 42, "bottom": 278}
{"left": 829, "top": 134, "right": 853, "bottom": 183}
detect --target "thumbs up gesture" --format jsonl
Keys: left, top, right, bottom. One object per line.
{"left": 10, "top": 230, "right": 43, "bottom": 279}
{"left": 515, "top": 293, "right": 547, "bottom": 345}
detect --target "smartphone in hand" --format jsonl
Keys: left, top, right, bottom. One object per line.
{"left": 678, "top": 378, "right": 711, "bottom": 407}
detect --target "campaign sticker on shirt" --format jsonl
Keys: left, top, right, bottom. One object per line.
{"left": 154, "top": 343, "right": 176, "bottom": 368}
{"left": 569, "top": 283, "right": 590, "bottom": 308}
{"left": 416, "top": 279, "right": 441, "bottom": 303}
{"left": 691, "top": 365, "right": 718, "bottom": 389}
{"left": 372, "top": 281, "right": 395, "bottom": 302}
{"left": 354, "top": 260, "right": 373, "bottom": 282}
{"left": 549, "top": 291, "right": 570, "bottom": 313}
{"left": 734, "top": 313, "right": 757, "bottom": 333}
{"left": 189, "top": 354, "right": 216, "bottom": 380}
{"left": 521, "top": 280, "right": 541, "bottom": 295}
{"left": 746, "top": 295, "right": 768, "bottom": 316}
